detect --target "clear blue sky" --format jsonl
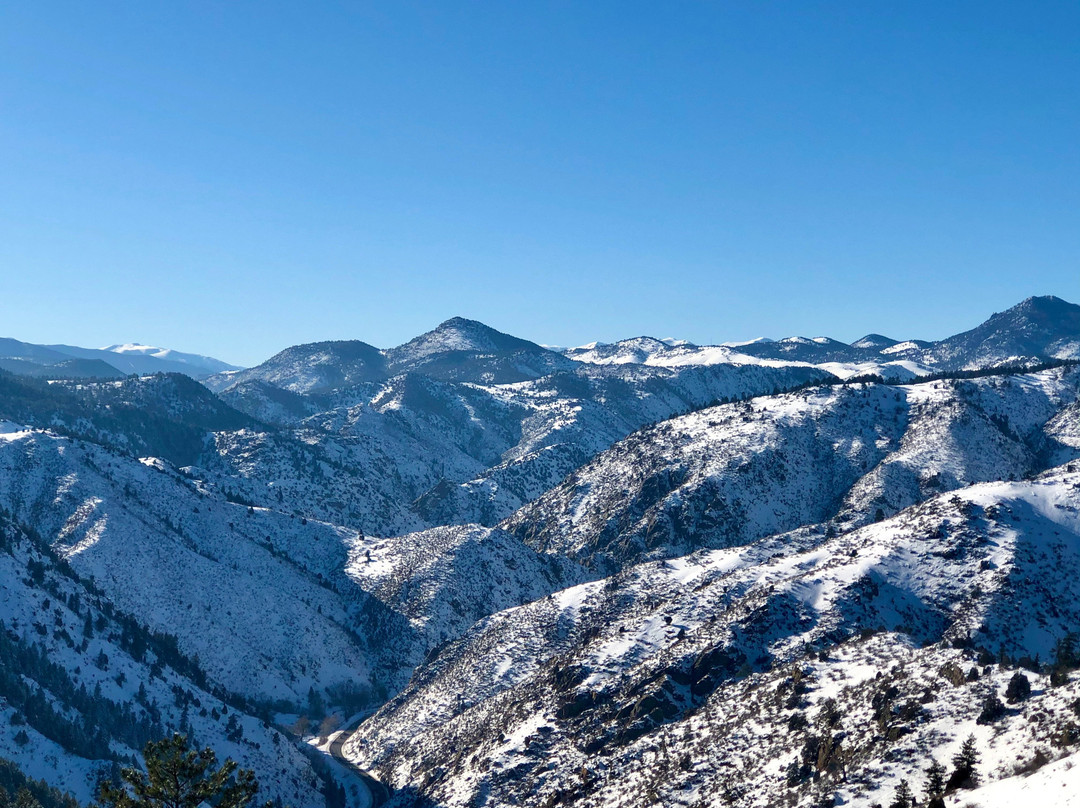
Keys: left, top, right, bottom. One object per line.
{"left": 2, "top": 1, "right": 1078, "bottom": 366}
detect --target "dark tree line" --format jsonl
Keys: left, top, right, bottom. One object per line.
{"left": 0, "top": 620, "right": 166, "bottom": 761}
{"left": 0, "top": 759, "right": 80, "bottom": 808}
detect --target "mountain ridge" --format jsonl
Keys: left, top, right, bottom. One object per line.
{"left": 4, "top": 294, "right": 1080, "bottom": 808}
{"left": 0, "top": 336, "right": 241, "bottom": 380}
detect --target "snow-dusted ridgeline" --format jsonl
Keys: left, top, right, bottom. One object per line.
{"left": 346, "top": 468, "right": 1080, "bottom": 808}
{"left": 2, "top": 296, "right": 1080, "bottom": 807}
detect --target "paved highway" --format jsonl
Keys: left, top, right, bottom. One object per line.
{"left": 326, "top": 714, "right": 391, "bottom": 808}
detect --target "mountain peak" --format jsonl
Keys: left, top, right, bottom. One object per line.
{"left": 934, "top": 294, "right": 1080, "bottom": 367}
{"left": 383, "top": 317, "right": 574, "bottom": 382}
{"left": 436, "top": 315, "right": 492, "bottom": 331}
{"left": 100, "top": 342, "right": 241, "bottom": 374}
{"left": 391, "top": 318, "right": 541, "bottom": 362}
{"left": 207, "top": 339, "right": 387, "bottom": 394}
{"left": 850, "top": 333, "right": 899, "bottom": 350}
{"left": 1004, "top": 294, "right": 1078, "bottom": 317}
{"left": 1022, "top": 293, "right": 1069, "bottom": 305}
{"left": 431, "top": 316, "right": 515, "bottom": 341}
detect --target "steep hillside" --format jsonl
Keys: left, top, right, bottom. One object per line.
{"left": 417, "top": 361, "right": 833, "bottom": 528}
{"left": 345, "top": 525, "right": 589, "bottom": 651}
{"left": 200, "top": 372, "right": 530, "bottom": 536}
{"left": 931, "top": 295, "right": 1080, "bottom": 368}
{"left": 347, "top": 469, "right": 1080, "bottom": 808}
{"left": 838, "top": 369, "right": 1078, "bottom": 523}
{"left": 0, "top": 513, "right": 327, "bottom": 807}
{"left": 0, "top": 372, "right": 254, "bottom": 467}
{"left": 0, "top": 423, "right": 384, "bottom": 703}
{"left": 504, "top": 367, "right": 1080, "bottom": 573}
{"left": 504, "top": 382, "right": 904, "bottom": 572}
{"left": 204, "top": 355, "right": 831, "bottom": 536}
{"left": 205, "top": 341, "right": 388, "bottom": 395}
{"left": 385, "top": 318, "right": 575, "bottom": 383}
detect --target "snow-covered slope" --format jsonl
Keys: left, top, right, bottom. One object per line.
{"left": 0, "top": 372, "right": 255, "bottom": 467}
{"left": 101, "top": 343, "right": 241, "bottom": 375}
{"left": 201, "top": 371, "right": 532, "bottom": 536}
{"left": 412, "top": 361, "right": 833, "bottom": 528}
{"left": 0, "top": 424, "right": 377, "bottom": 703}
{"left": 346, "top": 468, "right": 1080, "bottom": 808}
{"left": 194, "top": 299, "right": 1080, "bottom": 540}
{"left": 503, "top": 382, "right": 905, "bottom": 571}
{"left": 562, "top": 296, "right": 1080, "bottom": 380}
{"left": 563, "top": 337, "right": 704, "bottom": 366}
{"left": 503, "top": 368, "right": 1080, "bottom": 574}
{"left": 345, "top": 525, "right": 589, "bottom": 652}
{"left": 838, "top": 369, "right": 1079, "bottom": 523}
{"left": 0, "top": 513, "right": 327, "bottom": 807}
{"left": 46, "top": 343, "right": 239, "bottom": 379}
{"left": 205, "top": 352, "right": 832, "bottom": 536}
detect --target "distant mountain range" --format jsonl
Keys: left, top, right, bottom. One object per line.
{"left": 3, "top": 295, "right": 1078, "bottom": 386}
{"left": 206, "top": 295, "right": 1080, "bottom": 394}
{"left": 0, "top": 338, "right": 240, "bottom": 379}
{"left": 563, "top": 295, "right": 1080, "bottom": 378}
{"left": 3, "top": 293, "right": 1080, "bottom": 808}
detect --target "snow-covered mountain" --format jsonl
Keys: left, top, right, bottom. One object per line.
{"left": 561, "top": 295, "right": 1080, "bottom": 380}
{"left": 4, "top": 295, "right": 1080, "bottom": 808}
{"left": 347, "top": 467, "right": 1080, "bottom": 808}
{"left": 204, "top": 321, "right": 832, "bottom": 535}
{"left": 204, "top": 318, "right": 576, "bottom": 395}
{"left": 0, "top": 510, "right": 329, "bottom": 806}
{"left": 100, "top": 343, "right": 241, "bottom": 375}
{"left": 385, "top": 317, "right": 576, "bottom": 383}
{"left": 47, "top": 343, "right": 241, "bottom": 378}
{"left": 0, "top": 425, "right": 378, "bottom": 702}
{"left": 0, "top": 337, "right": 240, "bottom": 380}
{"left": 0, "top": 339, "right": 126, "bottom": 380}
{"left": 202, "top": 340, "right": 387, "bottom": 395}
{"left": 503, "top": 367, "right": 1080, "bottom": 574}
{"left": 929, "top": 295, "right": 1080, "bottom": 368}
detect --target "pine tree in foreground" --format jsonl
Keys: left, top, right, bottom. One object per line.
{"left": 95, "top": 734, "right": 267, "bottom": 808}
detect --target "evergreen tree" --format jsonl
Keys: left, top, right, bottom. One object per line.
{"left": 306, "top": 687, "right": 325, "bottom": 720}
{"left": 977, "top": 693, "right": 1006, "bottom": 724}
{"left": 889, "top": 779, "right": 913, "bottom": 808}
{"left": 784, "top": 759, "right": 803, "bottom": 787}
{"left": 0, "top": 759, "right": 79, "bottom": 808}
{"left": 96, "top": 735, "right": 266, "bottom": 808}
{"left": 1005, "top": 671, "right": 1031, "bottom": 703}
{"left": 13, "top": 790, "right": 42, "bottom": 808}
{"left": 924, "top": 758, "right": 946, "bottom": 807}
{"left": 948, "top": 734, "right": 980, "bottom": 789}
{"left": 1053, "top": 633, "right": 1079, "bottom": 669}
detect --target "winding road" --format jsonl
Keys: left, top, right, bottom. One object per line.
{"left": 326, "top": 713, "right": 391, "bottom": 808}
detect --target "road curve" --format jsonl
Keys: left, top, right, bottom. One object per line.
{"left": 327, "top": 715, "right": 391, "bottom": 808}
